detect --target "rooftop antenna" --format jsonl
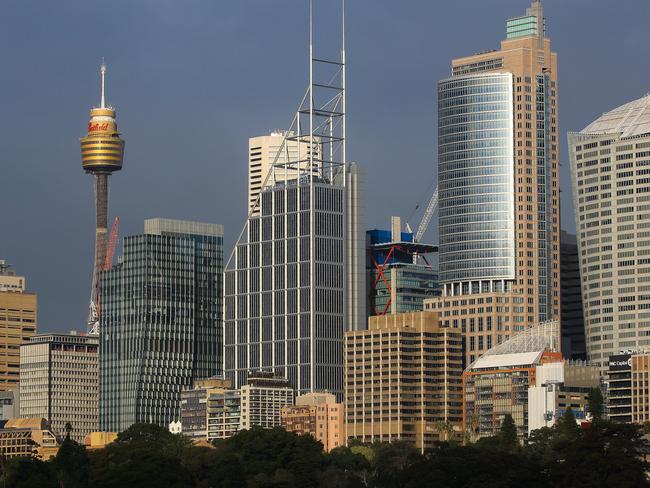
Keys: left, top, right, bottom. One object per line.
{"left": 100, "top": 59, "right": 106, "bottom": 109}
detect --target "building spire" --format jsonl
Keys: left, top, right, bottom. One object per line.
{"left": 100, "top": 59, "right": 106, "bottom": 109}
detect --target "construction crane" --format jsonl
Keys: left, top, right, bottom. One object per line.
{"left": 414, "top": 186, "right": 438, "bottom": 243}
{"left": 406, "top": 185, "right": 439, "bottom": 242}
{"left": 405, "top": 185, "right": 439, "bottom": 265}
{"left": 88, "top": 216, "right": 119, "bottom": 335}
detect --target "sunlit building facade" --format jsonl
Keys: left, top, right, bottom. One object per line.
{"left": 426, "top": 0, "right": 560, "bottom": 367}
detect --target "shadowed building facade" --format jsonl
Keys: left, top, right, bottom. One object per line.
{"left": 99, "top": 219, "right": 223, "bottom": 432}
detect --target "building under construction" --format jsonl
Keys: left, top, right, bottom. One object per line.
{"left": 80, "top": 64, "right": 125, "bottom": 333}
{"left": 367, "top": 216, "right": 439, "bottom": 317}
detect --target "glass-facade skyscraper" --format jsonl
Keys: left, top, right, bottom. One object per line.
{"left": 99, "top": 218, "right": 223, "bottom": 432}
{"left": 425, "top": 0, "right": 560, "bottom": 367}
{"left": 224, "top": 170, "right": 359, "bottom": 396}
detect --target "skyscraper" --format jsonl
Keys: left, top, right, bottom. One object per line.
{"left": 224, "top": 4, "right": 363, "bottom": 398}
{"left": 0, "top": 261, "right": 37, "bottom": 391}
{"left": 99, "top": 219, "right": 223, "bottom": 432}
{"left": 560, "top": 231, "right": 586, "bottom": 360}
{"left": 80, "top": 63, "right": 125, "bottom": 334}
{"left": 19, "top": 333, "right": 98, "bottom": 443}
{"left": 248, "top": 132, "right": 320, "bottom": 215}
{"left": 425, "top": 0, "right": 560, "bottom": 367}
{"left": 568, "top": 93, "right": 650, "bottom": 367}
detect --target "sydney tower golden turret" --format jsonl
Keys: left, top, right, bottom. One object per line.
{"left": 80, "top": 63, "right": 125, "bottom": 334}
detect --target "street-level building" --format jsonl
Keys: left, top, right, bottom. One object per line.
{"left": 180, "top": 377, "right": 232, "bottom": 440}
{"left": 527, "top": 360, "right": 600, "bottom": 433}
{"left": 207, "top": 388, "right": 241, "bottom": 441}
{"left": 240, "top": 371, "right": 294, "bottom": 430}
{"left": 345, "top": 311, "right": 463, "bottom": 451}
{"left": 0, "top": 418, "right": 58, "bottom": 460}
{"left": 606, "top": 353, "right": 633, "bottom": 423}
{"left": 281, "top": 392, "right": 344, "bottom": 451}
{"left": 0, "top": 261, "right": 37, "bottom": 391}
{"left": 605, "top": 351, "right": 650, "bottom": 424}
{"left": 426, "top": 0, "right": 560, "bottom": 368}
{"left": 462, "top": 320, "right": 563, "bottom": 439}
{"left": 19, "top": 333, "right": 98, "bottom": 443}
{"left": 568, "top": 93, "right": 650, "bottom": 368}
{"left": 100, "top": 219, "right": 223, "bottom": 432}
{"left": 632, "top": 352, "right": 650, "bottom": 423}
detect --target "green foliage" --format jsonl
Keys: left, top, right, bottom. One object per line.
{"left": 50, "top": 437, "right": 90, "bottom": 488}
{"left": 587, "top": 387, "right": 605, "bottom": 422}
{"left": 1, "top": 418, "right": 647, "bottom": 487}
{"left": 497, "top": 414, "right": 519, "bottom": 451}
{"left": 0, "top": 457, "right": 57, "bottom": 488}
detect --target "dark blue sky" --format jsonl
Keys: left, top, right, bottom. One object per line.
{"left": 1, "top": 1, "right": 648, "bottom": 333}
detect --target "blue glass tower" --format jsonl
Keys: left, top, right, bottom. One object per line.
{"left": 99, "top": 218, "right": 223, "bottom": 432}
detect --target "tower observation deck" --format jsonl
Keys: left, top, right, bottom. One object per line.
{"left": 80, "top": 63, "right": 125, "bottom": 334}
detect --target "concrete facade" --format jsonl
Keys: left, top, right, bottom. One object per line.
{"left": 345, "top": 311, "right": 463, "bottom": 451}
{"left": 0, "top": 263, "right": 37, "bottom": 391}
{"left": 19, "top": 333, "right": 98, "bottom": 443}
{"left": 281, "top": 392, "right": 344, "bottom": 451}
{"left": 568, "top": 94, "right": 650, "bottom": 368}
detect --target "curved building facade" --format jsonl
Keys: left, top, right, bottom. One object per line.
{"left": 569, "top": 93, "right": 650, "bottom": 367}
{"left": 438, "top": 73, "right": 515, "bottom": 289}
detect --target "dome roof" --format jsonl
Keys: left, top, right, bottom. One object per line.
{"left": 582, "top": 93, "right": 650, "bottom": 139}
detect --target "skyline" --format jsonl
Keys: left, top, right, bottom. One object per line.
{"left": 2, "top": 0, "right": 650, "bottom": 333}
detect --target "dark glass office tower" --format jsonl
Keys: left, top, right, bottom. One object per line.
{"left": 99, "top": 218, "right": 223, "bottom": 432}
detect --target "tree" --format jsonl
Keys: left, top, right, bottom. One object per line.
{"left": 497, "top": 414, "right": 518, "bottom": 451}
{"left": 553, "top": 408, "right": 581, "bottom": 441}
{"left": 215, "top": 427, "right": 325, "bottom": 487}
{"left": 50, "top": 437, "right": 90, "bottom": 488}
{"left": 1, "top": 457, "right": 56, "bottom": 488}
{"left": 587, "top": 387, "right": 605, "bottom": 422}
{"left": 466, "top": 413, "right": 479, "bottom": 443}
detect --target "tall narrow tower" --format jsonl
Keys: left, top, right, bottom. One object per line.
{"left": 80, "top": 63, "right": 125, "bottom": 334}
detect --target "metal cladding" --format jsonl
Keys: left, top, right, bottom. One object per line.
{"left": 80, "top": 106, "right": 125, "bottom": 173}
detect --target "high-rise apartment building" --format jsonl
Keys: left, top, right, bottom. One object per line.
{"left": 239, "top": 371, "right": 294, "bottom": 430}
{"left": 100, "top": 219, "right": 223, "bottom": 432}
{"left": 180, "top": 377, "right": 232, "bottom": 440}
{"left": 19, "top": 333, "right": 98, "bottom": 443}
{"left": 367, "top": 217, "right": 439, "bottom": 317}
{"left": 568, "top": 94, "right": 650, "bottom": 367}
{"left": 345, "top": 311, "right": 463, "bottom": 451}
{"left": 0, "top": 261, "right": 37, "bottom": 391}
{"left": 560, "top": 231, "right": 586, "bottom": 360}
{"left": 248, "top": 132, "right": 320, "bottom": 215}
{"left": 426, "top": 0, "right": 560, "bottom": 367}
{"left": 281, "top": 392, "right": 344, "bottom": 452}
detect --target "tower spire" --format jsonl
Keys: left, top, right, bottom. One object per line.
{"left": 100, "top": 59, "right": 106, "bottom": 109}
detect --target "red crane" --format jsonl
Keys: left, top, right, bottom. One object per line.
{"left": 103, "top": 216, "right": 120, "bottom": 271}
{"left": 89, "top": 216, "right": 119, "bottom": 335}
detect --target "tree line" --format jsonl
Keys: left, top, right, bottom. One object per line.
{"left": 2, "top": 399, "right": 649, "bottom": 487}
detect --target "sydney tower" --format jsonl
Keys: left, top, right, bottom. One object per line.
{"left": 80, "top": 63, "right": 125, "bottom": 334}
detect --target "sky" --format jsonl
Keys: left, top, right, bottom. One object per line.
{"left": 1, "top": 0, "right": 649, "bottom": 333}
